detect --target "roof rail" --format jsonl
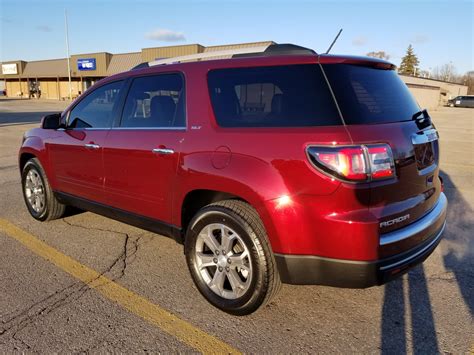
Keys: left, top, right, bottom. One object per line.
{"left": 234, "top": 44, "right": 316, "bottom": 58}
{"left": 131, "top": 62, "right": 151, "bottom": 70}
{"left": 143, "top": 43, "right": 316, "bottom": 67}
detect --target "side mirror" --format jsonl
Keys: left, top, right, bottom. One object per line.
{"left": 42, "top": 113, "right": 63, "bottom": 130}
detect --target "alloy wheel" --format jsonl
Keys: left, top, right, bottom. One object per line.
{"left": 195, "top": 223, "right": 252, "bottom": 299}
{"left": 24, "top": 168, "right": 45, "bottom": 214}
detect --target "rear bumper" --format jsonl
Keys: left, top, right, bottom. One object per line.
{"left": 275, "top": 193, "right": 447, "bottom": 288}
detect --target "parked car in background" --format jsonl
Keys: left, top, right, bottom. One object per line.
{"left": 447, "top": 95, "right": 474, "bottom": 108}
{"left": 18, "top": 44, "right": 447, "bottom": 315}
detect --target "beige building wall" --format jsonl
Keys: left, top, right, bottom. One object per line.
{"left": 406, "top": 85, "right": 441, "bottom": 110}
{"left": 59, "top": 80, "right": 81, "bottom": 99}
{"left": 7, "top": 81, "right": 22, "bottom": 96}
{"left": 40, "top": 80, "right": 59, "bottom": 99}
{"left": 204, "top": 41, "right": 274, "bottom": 52}
{"left": 141, "top": 44, "right": 204, "bottom": 62}
{"left": 20, "top": 80, "right": 29, "bottom": 96}
{"left": 439, "top": 82, "right": 468, "bottom": 101}
{"left": 401, "top": 75, "right": 468, "bottom": 107}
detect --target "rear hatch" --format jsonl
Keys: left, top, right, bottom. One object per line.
{"left": 322, "top": 61, "right": 442, "bottom": 255}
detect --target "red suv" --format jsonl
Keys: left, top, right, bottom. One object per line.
{"left": 19, "top": 44, "right": 447, "bottom": 315}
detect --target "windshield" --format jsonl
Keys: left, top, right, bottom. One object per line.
{"left": 322, "top": 64, "right": 421, "bottom": 125}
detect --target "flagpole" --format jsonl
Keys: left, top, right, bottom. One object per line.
{"left": 65, "top": 9, "right": 72, "bottom": 100}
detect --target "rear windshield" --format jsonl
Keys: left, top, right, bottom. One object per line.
{"left": 322, "top": 64, "right": 420, "bottom": 124}
{"left": 207, "top": 65, "right": 341, "bottom": 127}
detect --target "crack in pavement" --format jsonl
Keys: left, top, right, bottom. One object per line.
{"left": 0, "top": 218, "right": 143, "bottom": 350}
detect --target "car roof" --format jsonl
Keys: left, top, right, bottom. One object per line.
{"left": 101, "top": 44, "right": 396, "bottom": 84}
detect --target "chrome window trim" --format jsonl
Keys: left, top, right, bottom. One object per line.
{"left": 379, "top": 221, "right": 445, "bottom": 271}
{"left": 380, "top": 192, "right": 447, "bottom": 246}
{"left": 66, "top": 128, "right": 110, "bottom": 131}
{"left": 62, "top": 126, "right": 187, "bottom": 131}
{"left": 111, "top": 126, "right": 186, "bottom": 131}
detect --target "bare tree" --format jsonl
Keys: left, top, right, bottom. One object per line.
{"left": 432, "top": 63, "right": 456, "bottom": 82}
{"left": 418, "top": 69, "right": 431, "bottom": 78}
{"left": 366, "top": 51, "right": 390, "bottom": 60}
{"left": 461, "top": 71, "right": 474, "bottom": 94}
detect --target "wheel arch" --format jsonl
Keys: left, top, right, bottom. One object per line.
{"left": 178, "top": 188, "right": 280, "bottom": 253}
{"left": 19, "top": 152, "right": 37, "bottom": 172}
{"left": 180, "top": 189, "right": 247, "bottom": 233}
{"left": 19, "top": 135, "right": 55, "bottom": 187}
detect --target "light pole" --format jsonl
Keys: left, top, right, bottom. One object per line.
{"left": 65, "top": 9, "right": 72, "bottom": 100}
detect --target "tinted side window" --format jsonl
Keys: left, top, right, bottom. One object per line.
{"left": 207, "top": 65, "right": 341, "bottom": 127}
{"left": 120, "top": 74, "right": 185, "bottom": 128}
{"left": 68, "top": 81, "right": 123, "bottom": 128}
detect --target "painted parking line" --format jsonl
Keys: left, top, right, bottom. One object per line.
{"left": 0, "top": 218, "right": 240, "bottom": 354}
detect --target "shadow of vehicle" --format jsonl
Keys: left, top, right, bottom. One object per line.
{"left": 381, "top": 170, "right": 473, "bottom": 353}
{"left": 381, "top": 265, "right": 439, "bottom": 354}
{"left": 381, "top": 278, "right": 406, "bottom": 353}
{"left": 439, "top": 170, "right": 474, "bottom": 316}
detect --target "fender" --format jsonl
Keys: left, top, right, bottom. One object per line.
{"left": 173, "top": 151, "right": 295, "bottom": 250}
{"left": 19, "top": 130, "right": 57, "bottom": 188}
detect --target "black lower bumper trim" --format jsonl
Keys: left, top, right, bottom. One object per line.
{"left": 275, "top": 221, "right": 445, "bottom": 288}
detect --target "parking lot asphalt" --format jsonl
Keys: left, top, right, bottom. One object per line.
{"left": 0, "top": 98, "right": 473, "bottom": 353}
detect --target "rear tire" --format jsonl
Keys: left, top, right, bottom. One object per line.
{"left": 22, "top": 158, "right": 66, "bottom": 221}
{"left": 185, "top": 200, "right": 281, "bottom": 315}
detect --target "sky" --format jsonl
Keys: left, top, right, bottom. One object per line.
{"left": 1, "top": 0, "right": 473, "bottom": 74}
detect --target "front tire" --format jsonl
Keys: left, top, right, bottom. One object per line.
{"left": 185, "top": 200, "right": 281, "bottom": 315}
{"left": 22, "top": 158, "right": 66, "bottom": 221}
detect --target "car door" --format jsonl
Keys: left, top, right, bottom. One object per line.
{"left": 467, "top": 97, "right": 474, "bottom": 108}
{"left": 47, "top": 80, "right": 125, "bottom": 203}
{"left": 103, "top": 73, "right": 185, "bottom": 224}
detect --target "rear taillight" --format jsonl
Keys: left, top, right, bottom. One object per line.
{"left": 307, "top": 144, "right": 395, "bottom": 182}
{"left": 366, "top": 144, "right": 395, "bottom": 179}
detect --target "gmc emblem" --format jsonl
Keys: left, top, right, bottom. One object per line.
{"left": 380, "top": 214, "right": 410, "bottom": 228}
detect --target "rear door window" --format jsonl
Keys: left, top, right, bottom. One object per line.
{"left": 322, "top": 64, "right": 421, "bottom": 124}
{"left": 207, "top": 65, "right": 341, "bottom": 127}
{"left": 120, "top": 73, "right": 185, "bottom": 128}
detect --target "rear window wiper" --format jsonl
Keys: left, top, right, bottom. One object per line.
{"left": 412, "top": 109, "right": 432, "bottom": 129}
{"left": 412, "top": 109, "right": 429, "bottom": 121}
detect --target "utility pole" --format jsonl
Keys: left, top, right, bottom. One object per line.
{"left": 65, "top": 9, "right": 72, "bottom": 100}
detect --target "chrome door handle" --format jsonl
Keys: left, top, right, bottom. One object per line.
{"left": 85, "top": 143, "right": 100, "bottom": 150}
{"left": 152, "top": 148, "right": 175, "bottom": 155}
